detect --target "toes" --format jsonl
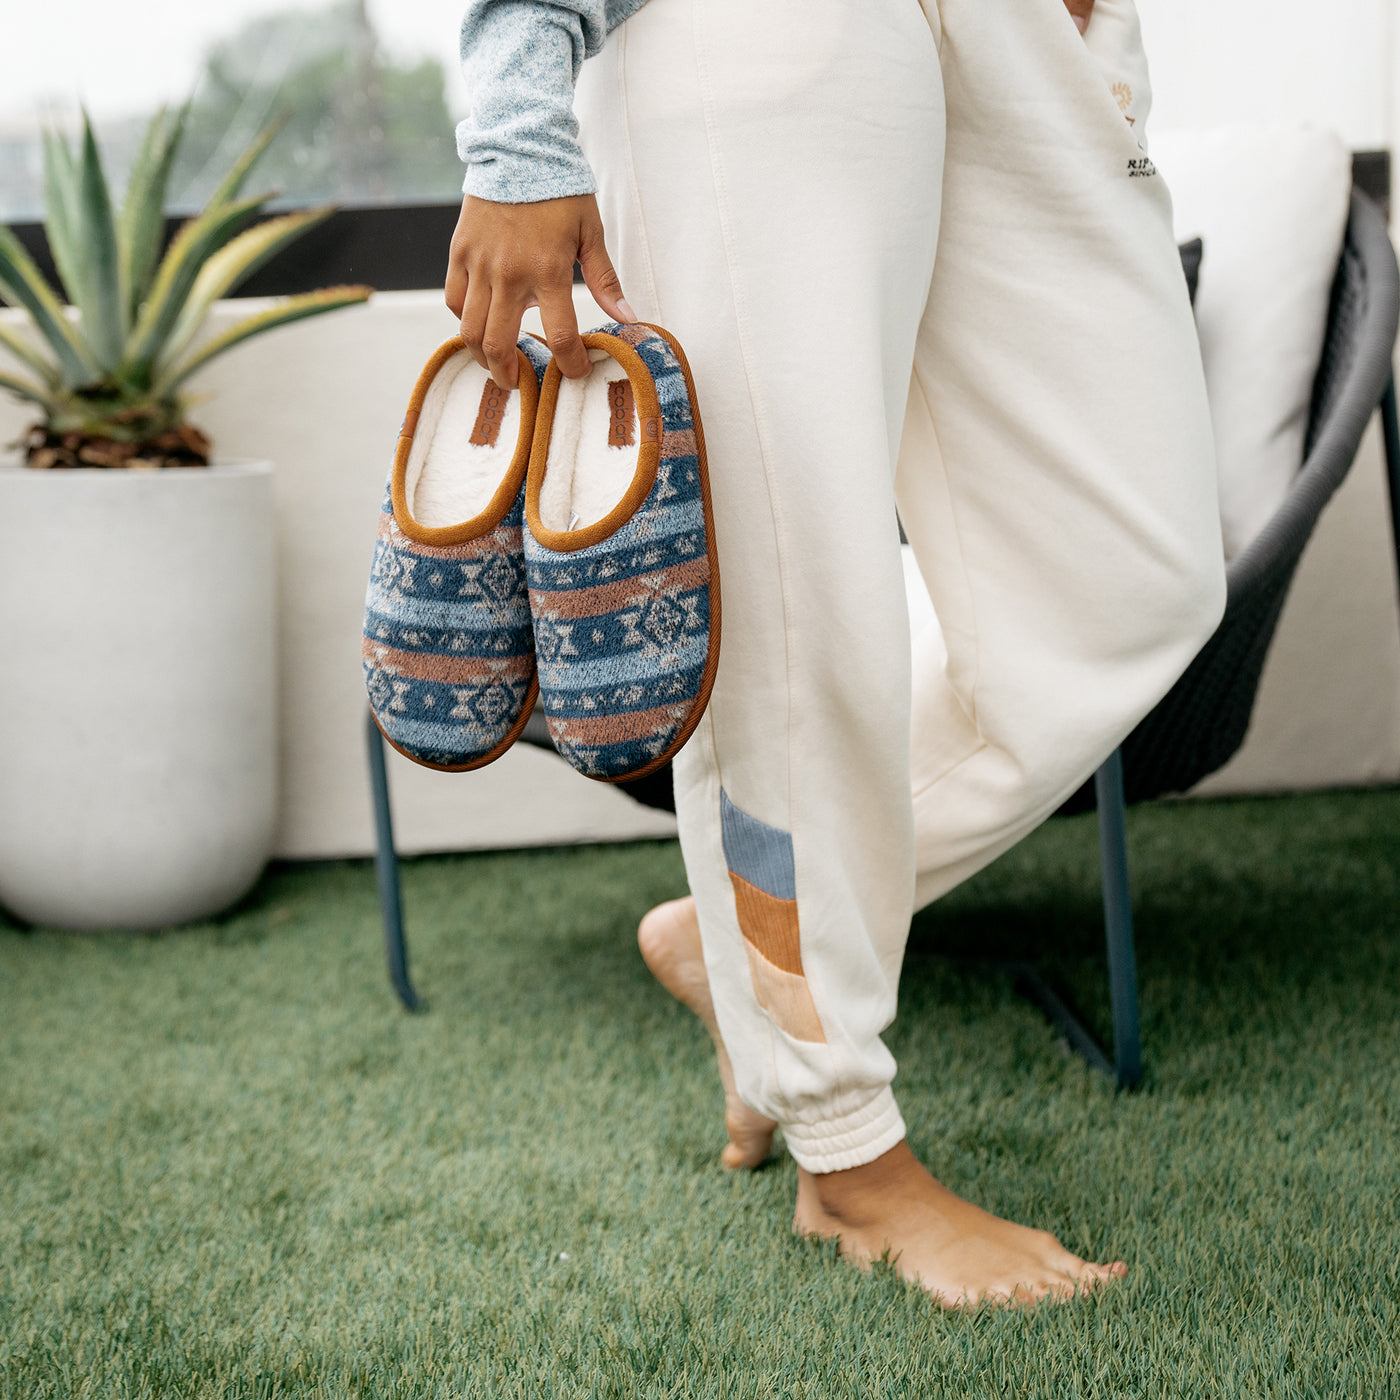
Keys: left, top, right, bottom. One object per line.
{"left": 1068, "top": 1262, "right": 1125, "bottom": 1297}
{"left": 1049, "top": 1241, "right": 1127, "bottom": 1289}
{"left": 1017, "top": 1276, "right": 1078, "bottom": 1307}
{"left": 936, "top": 1286, "right": 989, "bottom": 1312}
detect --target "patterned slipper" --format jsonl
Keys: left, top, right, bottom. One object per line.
{"left": 363, "top": 336, "right": 551, "bottom": 770}
{"left": 524, "top": 321, "right": 719, "bottom": 782}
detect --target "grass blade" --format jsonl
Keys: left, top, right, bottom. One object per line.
{"left": 157, "top": 285, "right": 371, "bottom": 393}
{"left": 76, "top": 113, "right": 126, "bottom": 368}
{"left": 0, "top": 223, "right": 99, "bottom": 385}
{"left": 118, "top": 105, "right": 188, "bottom": 323}
{"left": 158, "top": 206, "right": 337, "bottom": 371}
{"left": 121, "top": 193, "right": 269, "bottom": 382}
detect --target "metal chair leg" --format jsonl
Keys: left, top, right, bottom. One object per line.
{"left": 1094, "top": 748, "right": 1142, "bottom": 1088}
{"left": 366, "top": 710, "right": 419, "bottom": 1012}
{"left": 1011, "top": 748, "right": 1142, "bottom": 1087}
{"left": 1381, "top": 374, "right": 1400, "bottom": 607}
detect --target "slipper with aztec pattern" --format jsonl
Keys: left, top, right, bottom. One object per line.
{"left": 363, "top": 335, "right": 551, "bottom": 770}
{"left": 524, "top": 321, "right": 720, "bottom": 782}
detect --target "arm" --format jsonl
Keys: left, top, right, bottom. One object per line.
{"left": 456, "top": 0, "right": 607, "bottom": 204}
{"left": 449, "top": 0, "right": 627, "bottom": 388}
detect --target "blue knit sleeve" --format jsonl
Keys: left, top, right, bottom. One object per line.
{"left": 457, "top": 1, "right": 608, "bottom": 204}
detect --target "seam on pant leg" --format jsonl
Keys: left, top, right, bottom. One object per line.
{"left": 908, "top": 362, "right": 986, "bottom": 735}
{"left": 691, "top": 0, "right": 811, "bottom": 1120}
{"left": 910, "top": 734, "right": 988, "bottom": 802}
{"left": 614, "top": 21, "right": 665, "bottom": 322}
{"left": 918, "top": 0, "right": 942, "bottom": 50}
{"left": 691, "top": 0, "right": 797, "bottom": 774}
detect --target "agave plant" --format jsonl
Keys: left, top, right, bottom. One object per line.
{"left": 0, "top": 108, "right": 371, "bottom": 468}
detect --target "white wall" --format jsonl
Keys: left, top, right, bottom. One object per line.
{"left": 1129, "top": 1, "right": 1400, "bottom": 791}
{"left": 1138, "top": 0, "right": 1397, "bottom": 151}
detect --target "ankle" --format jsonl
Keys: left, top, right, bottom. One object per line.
{"left": 797, "top": 1140, "right": 926, "bottom": 1226}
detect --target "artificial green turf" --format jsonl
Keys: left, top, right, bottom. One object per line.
{"left": 2, "top": 789, "right": 1398, "bottom": 1399}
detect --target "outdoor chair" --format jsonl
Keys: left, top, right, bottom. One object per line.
{"left": 368, "top": 187, "right": 1400, "bottom": 1090}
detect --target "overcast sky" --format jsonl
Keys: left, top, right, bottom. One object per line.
{"left": 1, "top": 0, "right": 471, "bottom": 123}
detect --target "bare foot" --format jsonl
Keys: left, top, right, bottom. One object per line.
{"left": 638, "top": 896, "right": 778, "bottom": 1169}
{"left": 795, "top": 1141, "right": 1127, "bottom": 1308}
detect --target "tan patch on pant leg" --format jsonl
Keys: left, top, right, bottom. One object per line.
{"left": 729, "top": 872, "right": 803, "bottom": 975}
{"left": 743, "top": 943, "right": 826, "bottom": 1045}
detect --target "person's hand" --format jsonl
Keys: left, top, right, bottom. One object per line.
{"left": 444, "top": 192, "right": 635, "bottom": 389}
{"left": 1064, "top": 0, "right": 1095, "bottom": 33}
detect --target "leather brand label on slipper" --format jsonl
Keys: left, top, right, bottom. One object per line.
{"left": 608, "top": 380, "right": 636, "bottom": 448}
{"left": 470, "top": 378, "right": 509, "bottom": 447}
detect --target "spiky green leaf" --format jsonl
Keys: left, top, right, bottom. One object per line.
{"left": 121, "top": 193, "right": 269, "bottom": 380}
{"left": 205, "top": 116, "right": 288, "bottom": 210}
{"left": 41, "top": 129, "right": 88, "bottom": 309}
{"left": 76, "top": 113, "right": 125, "bottom": 368}
{"left": 0, "top": 367, "right": 59, "bottom": 411}
{"left": 158, "top": 206, "right": 337, "bottom": 373}
{"left": 0, "top": 317, "right": 60, "bottom": 384}
{"left": 156, "top": 285, "right": 371, "bottom": 393}
{"left": 118, "top": 105, "right": 188, "bottom": 321}
{"left": 0, "top": 223, "right": 99, "bottom": 385}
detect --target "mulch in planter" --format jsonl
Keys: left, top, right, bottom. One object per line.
{"left": 22, "top": 422, "right": 212, "bottom": 471}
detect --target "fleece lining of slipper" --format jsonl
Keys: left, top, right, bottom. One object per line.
{"left": 538, "top": 347, "right": 643, "bottom": 532}
{"left": 405, "top": 350, "right": 526, "bottom": 529}
{"left": 526, "top": 332, "right": 664, "bottom": 555}
{"left": 390, "top": 341, "right": 540, "bottom": 547}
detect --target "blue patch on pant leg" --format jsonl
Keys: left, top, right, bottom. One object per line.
{"left": 719, "top": 789, "right": 796, "bottom": 900}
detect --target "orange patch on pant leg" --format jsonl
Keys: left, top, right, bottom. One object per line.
{"left": 729, "top": 872, "right": 803, "bottom": 975}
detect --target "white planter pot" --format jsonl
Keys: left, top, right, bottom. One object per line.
{"left": 0, "top": 462, "right": 277, "bottom": 929}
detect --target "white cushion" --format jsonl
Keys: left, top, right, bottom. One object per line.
{"left": 1151, "top": 127, "right": 1353, "bottom": 561}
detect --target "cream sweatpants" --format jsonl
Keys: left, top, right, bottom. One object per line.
{"left": 576, "top": 0, "right": 1226, "bottom": 1173}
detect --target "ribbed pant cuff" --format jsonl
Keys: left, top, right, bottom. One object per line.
{"left": 782, "top": 1087, "right": 906, "bottom": 1174}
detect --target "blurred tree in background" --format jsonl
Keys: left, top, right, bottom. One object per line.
{"left": 0, "top": 0, "right": 463, "bottom": 222}
{"left": 171, "top": 0, "right": 462, "bottom": 209}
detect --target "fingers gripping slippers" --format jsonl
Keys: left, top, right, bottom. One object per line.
{"left": 363, "top": 336, "right": 551, "bottom": 770}
{"left": 524, "top": 321, "right": 720, "bottom": 782}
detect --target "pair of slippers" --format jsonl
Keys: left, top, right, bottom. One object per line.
{"left": 363, "top": 322, "right": 719, "bottom": 783}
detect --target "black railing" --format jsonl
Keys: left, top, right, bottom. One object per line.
{"left": 6, "top": 150, "right": 1390, "bottom": 303}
